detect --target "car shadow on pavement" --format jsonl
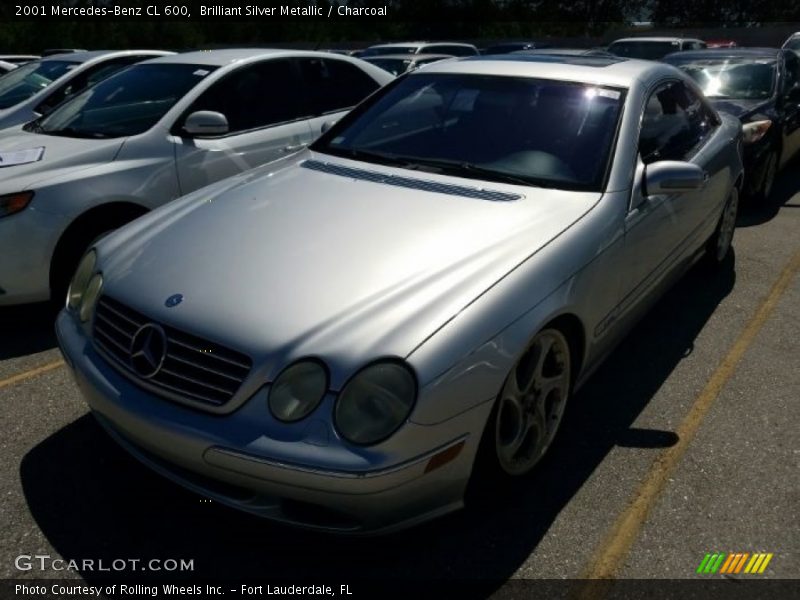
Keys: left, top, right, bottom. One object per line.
{"left": 737, "top": 152, "right": 800, "bottom": 227}
{"left": 0, "top": 302, "right": 59, "bottom": 360}
{"left": 19, "top": 254, "right": 736, "bottom": 592}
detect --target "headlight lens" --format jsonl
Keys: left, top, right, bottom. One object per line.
{"left": 269, "top": 361, "right": 328, "bottom": 422}
{"left": 79, "top": 273, "right": 103, "bottom": 322}
{"left": 334, "top": 361, "right": 416, "bottom": 446}
{"left": 742, "top": 119, "right": 772, "bottom": 145}
{"left": 0, "top": 191, "right": 34, "bottom": 219}
{"left": 67, "top": 250, "right": 96, "bottom": 310}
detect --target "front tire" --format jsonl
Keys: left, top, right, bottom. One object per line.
{"left": 471, "top": 327, "right": 572, "bottom": 493}
{"left": 750, "top": 148, "right": 778, "bottom": 203}
{"left": 705, "top": 186, "right": 739, "bottom": 266}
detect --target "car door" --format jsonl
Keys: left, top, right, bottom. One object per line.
{"left": 779, "top": 50, "right": 800, "bottom": 168}
{"left": 171, "top": 58, "right": 315, "bottom": 195}
{"left": 619, "top": 80, "right": 723, "bottom": 315}
{"left": 296, "top": 56, "right": 383, "bottom": 138}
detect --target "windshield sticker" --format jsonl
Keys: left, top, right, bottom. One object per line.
{"left": 193, "top": 69, "right": 210, "bottom": 76}
{"left": 598, "top": 89, "right": 621, "bottom": 99}
{"left": 0, "top": 146, "right": 45, "bottom": 167}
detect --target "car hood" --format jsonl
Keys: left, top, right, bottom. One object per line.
{"left": 707, "top": 97, "right": 773, "bottom": 120}
{"left": 0, "top": 128, "right": 124, "bottom": 192}
{"left": 100, "top": 154, "right": 600, "bottom": 383}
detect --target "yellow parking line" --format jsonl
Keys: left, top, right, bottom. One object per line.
{"left": 0, "top": 359, "right": 65, "bottom": 391}
{"left": 574, "top": 247, "right": 800, "bottom": 591}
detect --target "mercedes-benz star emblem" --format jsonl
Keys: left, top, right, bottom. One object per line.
{"left": 129, "top": 324, "right": 168, "bottom": 379}
{"left": 165, "top": 293, "right": 183, "bottom": 308}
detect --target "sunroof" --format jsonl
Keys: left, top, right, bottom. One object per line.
{"left": 474, "top": 55, "right": 627, "bottom": 68}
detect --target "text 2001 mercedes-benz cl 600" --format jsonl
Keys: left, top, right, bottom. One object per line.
{"left": 57, "top": 55, "right": 743, "bottom": 534}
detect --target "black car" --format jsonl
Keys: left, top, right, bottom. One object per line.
{"left": 665, "top": 48, "right": 800, "bottom": 201}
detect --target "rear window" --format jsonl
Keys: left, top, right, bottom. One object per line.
{"left": 608, "top": 41, "right": 682, "bottom": 60}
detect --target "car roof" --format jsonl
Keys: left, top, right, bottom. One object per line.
{"left": 611, "top": 37, "right": 704, "bottom": 43}
{"left": 512, "top": 48, "right": 612, "bottom": 56}
{"left": 664, "top": 47, "right": 781, "bottom": 61}
{"left": 146, "top": 48, "right": 367, "bottom": 67}
{"left": 414, "top": 54, "right": 673, "bottom": 88}
{"left": 365, "top": 53, "right": 454, "bottom": 61}
{"left": 367, "top": 41, "right": 476, "bottom": 49}
{"left": 42, "top": 49, "right": 171, "bottom": 63}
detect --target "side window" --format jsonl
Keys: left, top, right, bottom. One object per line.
{"left": 183, "top": 59, "right": 309, "bottom": 135}
{"left": 639, "top": 81, "right": 715, "bottom": 164}
{"left": 35, "top": 56, "right": 145, "bottom": 114}
{"left": 783, "top": 52, "right": 800, "bottom": 95}
{"left": 297, "top": 58, "right": 379, "bottom": 116}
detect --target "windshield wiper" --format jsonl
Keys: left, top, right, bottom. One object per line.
{"left": 328, "top": 147, "right": 409, "bottom": 167}
{"left": 387, "top": 156, "right": 551, "bottom": 187}
{"left": 41, "top": 126, "right": 109, "bottom": 139}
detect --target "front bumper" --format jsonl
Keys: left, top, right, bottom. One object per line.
{"left": 0, "top": 207, "right": 64, "bottom": 306}
{"left": 56, "top": 310, "right": 492, "bottom": 534}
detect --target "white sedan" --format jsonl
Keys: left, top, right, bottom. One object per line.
{"left": 0, "top": 49, "right": 392, "bottom": 305}
{"left": 0, "top": 50, "right": 172, "bottom": 130}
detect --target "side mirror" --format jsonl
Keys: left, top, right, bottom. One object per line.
{"left": 182, "top": 111, "right": 229, "bottom": 137}
{"left": 320, "top": 119, "right": 337, "bottom": 134}
{"left": 644, "top": 161, "right": 706, "bottom": 195}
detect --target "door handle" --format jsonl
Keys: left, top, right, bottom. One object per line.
{"left": 282, "top": 143, "right": 308, "bottom": 153}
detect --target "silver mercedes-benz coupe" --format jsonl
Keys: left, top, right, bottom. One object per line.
{"left": 57, "top": 54, "right": 744, "bottom": 534}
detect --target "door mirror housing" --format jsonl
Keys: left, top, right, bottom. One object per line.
{"left": 644, "top": 161, "right": 706, "bottom": 195}
{"left": 182, "top": 111, "right": 229, "bottom": 137}
{"left": 320, "top": 119, "right": 337, "bottom": 134}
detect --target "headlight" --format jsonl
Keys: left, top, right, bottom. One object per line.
{"left": 742, "top": 119, "right": 772, "bottom": 145}
{"left": 67, "top": 250, "right": 96, "bottom": 310}
{"left": 269, "top": 361, "right": 328, "bottom": 422}
{"left": 334, "top": 361, "right": 416, "bottom": 446}
{"left": 0, "top": 191, "right": 34, "bottom": 219}
{"left": 79, "top": 273, "right": 103, "bottom": 322}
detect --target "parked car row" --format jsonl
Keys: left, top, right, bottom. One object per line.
{"left": 0, "top": 33, "right": 796, "bottom": 535}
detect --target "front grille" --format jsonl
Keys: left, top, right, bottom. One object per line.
{"left": 92, "top": 295, "right": 252, "bottom": 408}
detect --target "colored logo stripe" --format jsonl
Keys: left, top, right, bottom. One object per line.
{"left": 744, "top": 553, "right": 774, "bottom": 574}
{"left": 720, "top": 553, "right": 749, "bottom": 574}
{"left": 697, "top": 553, "right": 727, "bottom": 573}
{"left": 699, "top": 552, "right": 773, "bottom": 575}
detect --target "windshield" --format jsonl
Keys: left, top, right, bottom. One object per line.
{"left": 312, "top": 73, "right": 625, "bottom": 192}
{"left": 0, "top": 59, "right": 78, "bottom": 109}
{"left": 608, "top": 41, "right": 680, "bottom": 60}
{"left": 669, "top": 57, "right": 776, "bottom": 99}
{"left": 784, "top": 37, "right": 800, "bottom": 51}
{"left": 360, "top": 46, "right": 416, "bottom": 58}
{"left": 365, "top": 58, "right": 413, "bottom": 76}
{"left": 30, "top": 63, "right": 217, "bottom": 139}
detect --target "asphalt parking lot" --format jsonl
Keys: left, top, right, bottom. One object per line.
{"left": 1, "top": 158, "right": 798, "bottom": 592}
